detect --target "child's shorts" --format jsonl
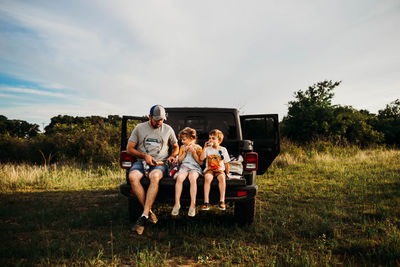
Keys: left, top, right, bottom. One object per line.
{"left": 204, "top": 169, "right": 225, "bottom": 177}
{"left": 176, "top": 164, "right": 202, "bottom": 177}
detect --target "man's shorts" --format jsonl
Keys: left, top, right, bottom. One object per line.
{"left": 129, "top": 160, "right": 168, "bottom": 177}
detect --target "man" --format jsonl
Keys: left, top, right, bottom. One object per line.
{"left": 127, "top": 105, "right": 178, "bottom": 235}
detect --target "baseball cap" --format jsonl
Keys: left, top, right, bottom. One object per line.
{"left": 149, "top": 105, "right": 167, "bottom": 120}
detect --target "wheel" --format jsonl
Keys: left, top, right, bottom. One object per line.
{"left": 234, "top": 197, "right": 255, "bottom": 225}
{"left": 128, "top": 197, "right": 143, "bottom": 222}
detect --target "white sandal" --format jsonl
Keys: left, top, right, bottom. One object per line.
{"left": 188, "top": 206, "right": 196, "bottom": 217}
{"left": 171, "top": 205, "right": 180, "bottom": 216}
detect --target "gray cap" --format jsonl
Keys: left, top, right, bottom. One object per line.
{"left": 150, "top": 105, "right": 167, "bottom": 120}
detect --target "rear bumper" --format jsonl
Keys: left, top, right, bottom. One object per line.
{"left": 119, "top": 177, "right": 257, "bottom": 204}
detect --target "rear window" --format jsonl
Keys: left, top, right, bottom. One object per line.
{"left": 166, "top": 112, "right": 237, "bottom": 141}
{"left": 242, "top": 117, "right": 276, "bottom": 140}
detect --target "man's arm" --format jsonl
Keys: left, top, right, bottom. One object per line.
{"left": 127, "top": 141, "right": 157, "bottom": 166}
{"left": 168, "top": 143, "right": 179, "bottom": 164}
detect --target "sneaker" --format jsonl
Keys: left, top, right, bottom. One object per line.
{"left": 148, "top": 211, "right": 158, "bottom": 224}
{"left": 188, "top": 206, "right": 196, "bottom": 217}
{"left": 218, "top": 201, "right": 226, "bottom": 211}
{"left": 132, "top": 215, "right": 147, "bottom": 235}
{"left": 171, "top": 205, "right": 180, "bottom": 216}
{"left": 202, "top": 203, "right": 210, "bottom": 211}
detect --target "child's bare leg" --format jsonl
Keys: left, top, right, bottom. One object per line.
{"left": 174, "top": 172, "right": 188, "bottom": 207}
{"left": 188, "top": 171, "right": 199, "bottom": 208}
{"left": 217, "top": 173, "right": 226, "bottom": 202}
{"left": 203, "top": 173, "right": 213, "bottom": 203}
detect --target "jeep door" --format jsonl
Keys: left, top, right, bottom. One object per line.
{"left": 240, "top": 114, "right": 280, "bottom": 175}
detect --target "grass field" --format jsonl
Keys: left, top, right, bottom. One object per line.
{"left": 1, "top": 143, "right": 399, "bottom": 266}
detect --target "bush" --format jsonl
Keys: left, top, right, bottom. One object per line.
{"left": 281, "top": 81, "right": 385, "bottom": 146}
{"left": 0, "top": 115, "right": 122, "bottom": 165}
{"left": 375, "top": 99, "right": 400, "bottom": 146}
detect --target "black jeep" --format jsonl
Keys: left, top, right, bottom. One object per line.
{"left": 119, "top": 107, "right": 279, "bottom": 225}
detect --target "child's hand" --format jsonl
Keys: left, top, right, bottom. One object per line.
{"left": 204, "top": 141, "right": 212, "bottom": 148}
{"left": 187, "top": 145, "right": 195, "bottom": 154}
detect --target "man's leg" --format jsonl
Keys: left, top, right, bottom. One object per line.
{"left": 142, "top": 169, "right": 163, "bottom": 216}
{"left": 129, "top": 170, "right": 145, "bottom": 207}
{"left": 129, "top": 166, "right": 147, "bottom": 235}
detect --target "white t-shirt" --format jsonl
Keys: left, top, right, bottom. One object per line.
{"left": 203, "top": 146, "right": 230, "bottom": 172}
{"left": 128, "top": 121, "right": 178, "bottom": 161}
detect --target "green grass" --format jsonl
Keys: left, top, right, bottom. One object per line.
{"left": 1, "top": 145, "right": 399, "bottom": 266}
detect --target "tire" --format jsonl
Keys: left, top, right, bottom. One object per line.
{"left": 128, "top": 197, "right": 143, "bottom": 222}
{"left": 234, "top": 197, "right": 255, "bottom": 225}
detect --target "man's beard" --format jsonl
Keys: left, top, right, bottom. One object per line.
{"left": 151, "top": 120, "right": 160, "bottom": 128}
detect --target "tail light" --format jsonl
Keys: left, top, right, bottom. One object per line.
{"left": 120, "top": 151, "right": 133, "bottom": 169}
{"left": 244, "top": 152, "right": 258, "bottom": 171}
{"left": 237, "top": 191, "right": 247, "bottom": 197}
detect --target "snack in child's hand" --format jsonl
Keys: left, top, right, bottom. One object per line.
{"left": 156, "top": 161, "right": 164, "bottom": 165}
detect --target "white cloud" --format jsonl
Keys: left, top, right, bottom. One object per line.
{"left": 0, "top": 86, "right": 70, "bottom": 98}
{"left": 0, "top": 0, "right": 399, "bottom": 125}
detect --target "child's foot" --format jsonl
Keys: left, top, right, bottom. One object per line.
{"left": 202, "top": 203, "right": 210, "bottom": 211}
{"left": 171, "top": 205, "right": 180, "bottom": 216}
{"left": 218, "top": 201, "right": 226, "bottom": 211}
{"left": 188, "top": 206, "right": 196, "bottom": 217}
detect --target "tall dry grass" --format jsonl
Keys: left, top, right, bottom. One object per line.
{"left": 0, "top": 163, "right": 125, "bottom": 193}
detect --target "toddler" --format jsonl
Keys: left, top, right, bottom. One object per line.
{"left": 200, "top": 129, "right": 230, "bottom": 211}
{"left": 171, "top": 127, "right": 203, "bottom": 217}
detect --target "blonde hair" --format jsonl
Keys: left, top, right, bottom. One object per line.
{"left": 178, "top": 127, "right": 197, "bottom": 141}
{"left": 209, "top": 129, "right": 224, "bottom": 143}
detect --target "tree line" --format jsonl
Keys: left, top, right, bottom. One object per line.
{"left": 0, "top": 115, "right": 122, "bottom": 165}
{"left": 0, "top": 80, "right": 399, "bottom": 164}
{"left": 280, "top": 80, "right": 400, "bottom": 146}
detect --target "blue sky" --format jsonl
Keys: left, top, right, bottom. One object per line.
{"left": 1, "top": 0, "right": 399, "bottom": 129}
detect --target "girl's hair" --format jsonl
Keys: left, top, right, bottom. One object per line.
{"left": 178, "top": 127, "right": 197, "bottom": 140}
{"left": 209, "top": 129, "right": 224, "bottom": 142}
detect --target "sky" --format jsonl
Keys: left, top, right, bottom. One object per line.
{"left": 1, "top": 0, "right": 399, "bottom": 129}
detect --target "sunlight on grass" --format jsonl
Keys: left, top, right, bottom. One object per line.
{"left": 1, "top": 145, "right": 399, "bottom": 265}
{"left": 0, "top": 163, "right": 125, "bottom": 193}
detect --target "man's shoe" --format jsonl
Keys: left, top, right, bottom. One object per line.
{"left": 148, "top": 211, "right": 158, "bottom": 224}
{"left": 218, "top": 201, "right": 226, "bottom": 211}
{"left": 202, "top": 203, "right": 210, "bottom": 211}
{"left": 132, "top": 216, "right": 147, "bottom": 235}
{"left": 171, "top": 205, "right": 180, "bottom": 216}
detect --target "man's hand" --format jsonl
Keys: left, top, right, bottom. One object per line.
{"left": 168, "top": 156, "right": 177, "bottom": 165}
{"left": 144, "top": 154, "right": 157, "bottom": 166}
{"left": 169, "top": 143, "right": 179, "bottom": 165}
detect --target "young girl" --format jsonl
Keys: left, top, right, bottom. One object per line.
{"left": 171, "top": 127, "right": 203, "bottom": 217}
{"left": 200, "top": 129, "right": 230, "bottom": 211}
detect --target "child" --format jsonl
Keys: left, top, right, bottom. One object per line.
{"left": 200, "top": 129, "right": 230, "bottom": 211}
{"left": 171, "top": 127, "right": 203, "bottom": 217}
